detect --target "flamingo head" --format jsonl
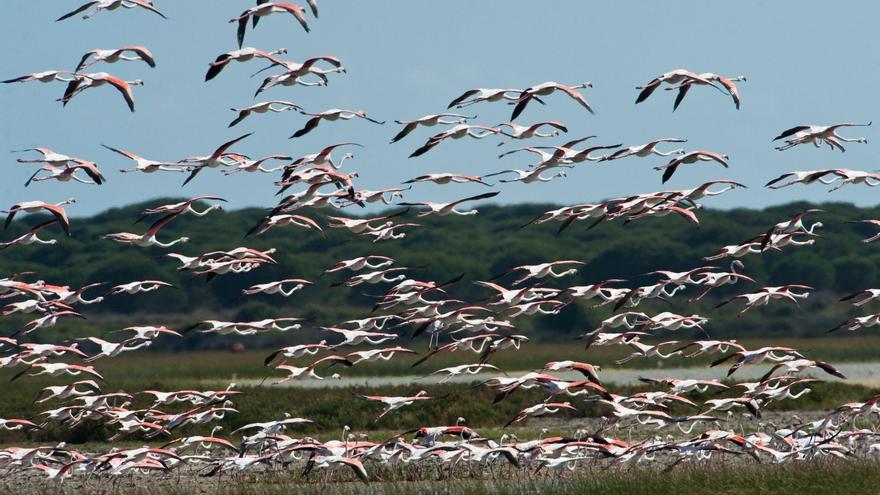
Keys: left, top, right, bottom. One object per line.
{"left": 330, "top": 373, "right": 341, "bottom": 380}
{"left": 130, "top": 80, "right": 144, "bottom": 86}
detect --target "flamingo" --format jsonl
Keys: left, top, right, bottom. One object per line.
{"left": 447, "top": 88, "right": 524, "bottom": 108}
{"left": 302, "top": 456, "right": 368, "bottom": 484}
{"left": 224, "top": 155, "right": 293, "bottom": 175}
{"left": 481, "top": 168, "right": 568, "bottom": 184}
{"left": 759, "top": 209, "right": 824, "bottom": 250}
{"left": 26, "top": 160, "right": 106, "bottom": 186}
{"left": 425, "top": 363, "right": 499, "bottom": 383}
{"left": 390, "top": 113, "right": 476, "bottom": 143}
{"left": 231, "top": 3, "right": 310, "bottom": 48}
{"left": 242, "top": 279, "right": 312, "bottom": 297}
{"left": 490, "top": 260, "right": 585, "bottom": 286}
{"left": 271, "top": 355, "right": 351, "bottom": 383}
{"left": 77, "top": 336, "right": 151, "bottom": 361}
{"left": 504, "top": 402, "right": 577, "bottom": 428}
{"left": 399, "top": 191, "right": 499, "bottom": 216}
{"left": 136, "top": 197, "right": 226, "bottom": 222}
{"left": 358, "top": 391, "right": 432, "bottom": 421}
{"left": 345, "top": 347, "right": 418, "bottom": 365}
{"left": 409, "top": 124, "right": 501, "bottom": 157}
{"left": 56, "top": 0, "right": 167, "bottom": 21}
{"left": 848, "top": 219, "right": 880, "bottom": 243}
{"left": 764, "top": 169, "right": 840, "bottom": 189}
{"left": 102, "top": 145, "right": 187, "bottom": 174}
{"left": 263, "top": 342, "right": 329, "bottom": 366}
{"left": 290, "top": 109, "right": 384, "bottom": 138}
{"left": 602, "top": 138, "right": 688, "bottom": 161}
{"left": 665, "top": 73, "right": 747, "bottom": 111}
{"left": 3, "top": 199, "right": 73, "bottom": 235}
{"left": 246, "top": 213, "right": 323, "bottom": 236}
{"left": 760, "top": 359, "right": 846, "bottom": 383}
{"left": 324, "top": 255, "right": 396, "bottom": 273}
{"left": 654, "top": 150, "right": 729, "bottom": 183}
{"left": 402, "top": 173, "right": 492, "bottom": 187}
{"left": 773, "top": 122, "right": 871, "bottom": 152}
{"left": 3, "top": 70, "right": 76, "bottom": 84}
{"left": 510, "top": 82, "right": 593, "bottom": 119}
{"left": 60, "top": 72, "right": 143, "bottom": 112}
{"left": 840, "top": 288, "right": 880, "bottom": 307}
{"left": 204, "top": 48, "right": 288, "bottom": 81}
{"left": 180, "top": 133, "right": 253, "bottom": 186}
{"left": 228, "top": 101, "right": 302, "bottom": 127}
{"left": 75, "top": 46, "right": 155, "bottom": 72}
{"left": 495, "top": 121, "right": 568, "bottom": 146}
{"left": 635, "top": 70, "right": 724, "bottom": 104}
{"left": 102, "top": 212, "right": 189, "bottom": 248}
{"left": 11, "top": 361, "right": 104, "bottom": 382}
{"left": 34, "top": 380, "right": 102, "bottom": 404}
{"left": 1, "top": 219, "right": 62, "bottom": 250}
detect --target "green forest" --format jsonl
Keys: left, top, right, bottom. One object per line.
{"left": 3, "top": 199, "right": 880, "bottom": 349}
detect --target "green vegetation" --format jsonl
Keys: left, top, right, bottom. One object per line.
{"left": 5, "top": 200, "right": 880, "bottom": 351}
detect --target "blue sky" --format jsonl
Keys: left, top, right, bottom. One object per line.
{"left": 1, "top": 1, "right": 877, "bottom": 217}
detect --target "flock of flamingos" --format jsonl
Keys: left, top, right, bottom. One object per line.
{"left": 2, "top": 0, "right": 880, "bottom": 486}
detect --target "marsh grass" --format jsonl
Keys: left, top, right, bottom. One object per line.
{"left": 8, "top": 460, "right": 880, "bottom": 494}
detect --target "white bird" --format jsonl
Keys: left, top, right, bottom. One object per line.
{"left": 400, "top": 192, "right": 500, "bottom": 217}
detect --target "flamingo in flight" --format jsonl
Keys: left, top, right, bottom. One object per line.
{"left": 510, "top": 82, "right": 593, "bottom": 120}
{"left": 102, "top": 144, "right": 188, "bottom": 174}
{"left": 602, "top": 138, "right": 687, "bottom": 161}
{"left": 180, "top": 133, "right": 253, "bottom": 186}
{"left": 56, "top": 0, "right": 167, "bottom": 22}
{"left": 290, "top": 109, "right": 384, "bottom": 139}
{"left": 60, "top": 72, "right": 143, "bottom": 112}
{"left": 496, "top": 121, "right": 568, "bottom": 146}
{"left": 409, "top": 124, "right": 501, "bottom": 158}
{"left": 654, "top": 150, "right": 729, "bottom": 183}
{"left": 3, "top": 200, "right": 73, "bottom": 236}
{"left": 447, "top": 88, "right": 524, "bottom": 108}
{"left": 665, "top": 73, "right": 747, "bottom": 111}
{"left": 102, "top": 212, "right": 189, "bottom": 248}
{"left": 75, "top": 46, "right": 156, "bottom": 72}
{"left": 0, "top": 219, "right": 63, "bottom": 250}
{"left": 772, "top": 122, "right": 871, "bottom": 152}
{"left": 205, "top": 48, "right": 288, "bottom": 81}
{"left": 402, "top": 173, "right": 492, "bottom": 187}
{"left": 228, "top": 101, "right": 302, "bottom": 128}
{"left": 400, "top": 191, "right": 499, "bottom": 217}
{"left": 135, "top": 197, "right": 226, "bottom": 223}
{"left": 3, "top": 71, "right": 76, "bottom": 84}
{"left": 26, "top": 160, "right": 106, "bottom": 186}
{"left": 390, "top": 113, "right": 476, "bottom": 143}
{"left": 634, "top": 70, "right": 724, "bottom": 104}
{"left": 231, "top": 3, "right": 310, "bottom": 48}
